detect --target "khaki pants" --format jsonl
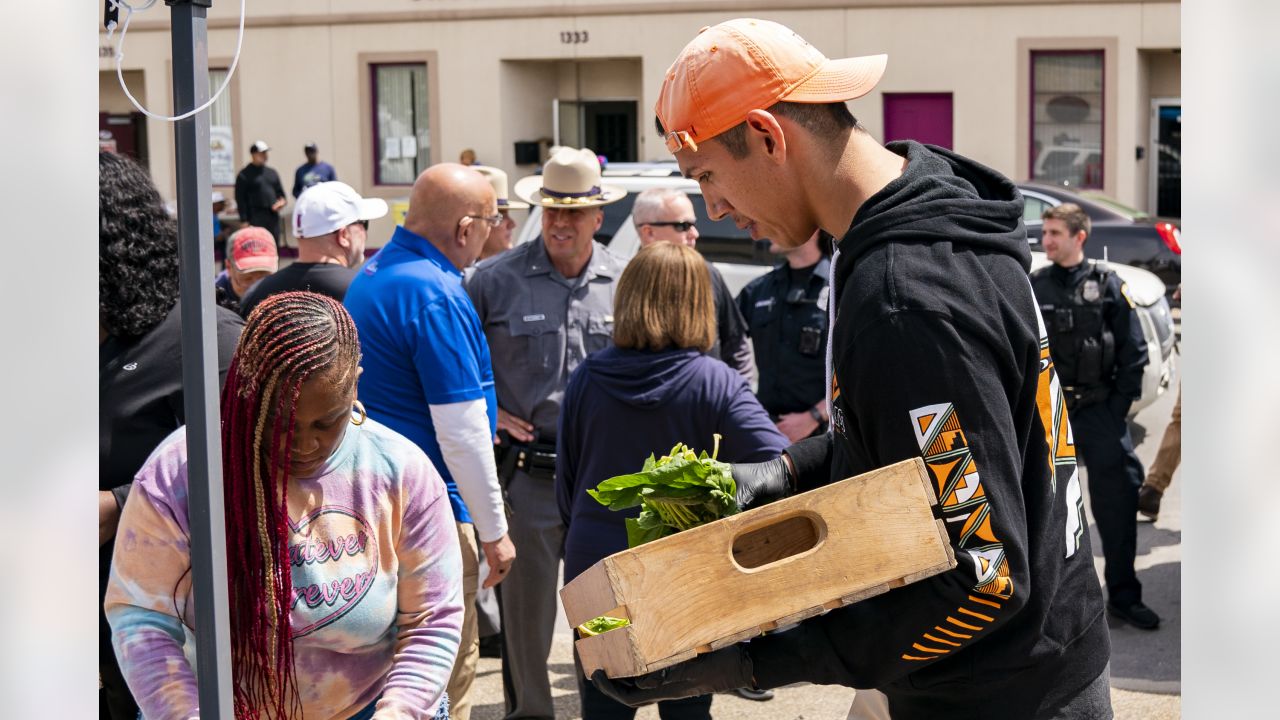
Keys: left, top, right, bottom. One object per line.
{"left": 1144, "top": 384, "right": 1181, "bottom": 492}
{"left": 446, "top": 522, "right": 480, "bottom": 720}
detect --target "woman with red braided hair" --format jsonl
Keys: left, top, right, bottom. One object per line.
{"left": 105, "top": 291, "right": 463, "bottom": 720}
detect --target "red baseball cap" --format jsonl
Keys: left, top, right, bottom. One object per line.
{"left": 656, "top": 19, "right": 887, "bottom": 153}
{"left": 227, "top": 226, "right": 279, "bottom": 274}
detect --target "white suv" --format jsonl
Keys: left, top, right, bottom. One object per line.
{"left": 512, "top": 162, "right": 1174, "bottom": 414}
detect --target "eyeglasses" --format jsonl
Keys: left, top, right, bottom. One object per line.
{"left": 464, "top": 213, "right": 504, "bottom": 228}
{"left": 644, "top": 221, "right": 697, "bottom": 232}
{"left": 355, "top": 219, "right": 369, "bottom": 230}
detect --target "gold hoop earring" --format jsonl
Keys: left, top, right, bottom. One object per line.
{"left": 351, "top": 400, "right": 367, "bottom": 426}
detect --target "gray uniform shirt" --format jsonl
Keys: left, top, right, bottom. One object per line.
{"left": 465, "top": 238, "right": 623, "bottom": 442}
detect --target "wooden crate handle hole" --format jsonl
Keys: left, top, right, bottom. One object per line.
{"left": 730, "top": 512, "right": 826, "bottom": 570}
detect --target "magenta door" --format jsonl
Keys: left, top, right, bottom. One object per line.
{"left": 883, "top": 93, "right": 954, "bottom": 149}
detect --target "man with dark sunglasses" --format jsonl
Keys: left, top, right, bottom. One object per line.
{"left": 632, "top": 187, "right": 756, "bottom": 385}
{"left": 239, "top": 181, "right": 387, "bottom": 317}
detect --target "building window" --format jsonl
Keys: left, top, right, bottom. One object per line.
{"left": 372, "top": 63, "right": 430, "bottom": 185}
{"left": 208, "top": 68, "right": 236, "bottom": 186}
{"left": 1030, "top": 50, "right": 1104, "bottom": 188}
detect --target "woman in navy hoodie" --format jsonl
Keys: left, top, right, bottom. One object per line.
{"left": 557, "top": 242, "right": 788, "bottom": 719}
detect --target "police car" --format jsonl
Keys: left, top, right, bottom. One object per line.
{"left": 511, "top": 162, "right": 1175, "bottom": 415}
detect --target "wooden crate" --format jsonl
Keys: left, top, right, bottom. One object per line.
{"left": 560, "top": 457, "right": 956, "bottom": 678}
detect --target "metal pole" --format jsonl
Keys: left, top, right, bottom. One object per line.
{"left": 168, "top": 1, "right": 234, "bottom": 717}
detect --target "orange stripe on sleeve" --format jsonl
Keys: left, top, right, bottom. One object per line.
{"left": 923, "top": 633, "right": 962, "bottom": 647}
{"left": 902, "top": 654, "right": 936, "bottom": 661}
{"left": 935, "top": 625, "right": 973, "bottom": 639}
{"left": 968, "top": 594, "right": 1002, "bottom": 609}
{"left": 947, "top": 616, "right": 983, "bottom": 631}
{"left": 958, "top": 607, "right": 995, "bottom": 622}
{"left": 912, "top": 643, "right": 950, "bottom": 655}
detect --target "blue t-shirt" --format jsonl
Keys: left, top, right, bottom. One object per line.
{"left": 343, "top": 226, "right": 497, "bottom": 525}
{"left": 293, "top": 161, "right": 338, "bottom": 198}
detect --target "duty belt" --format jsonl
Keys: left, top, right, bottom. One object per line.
{"left": 514, "top": 442, "right": 557, "bottom": 480}
{"left": 1062, "top": 385, "right": 1108, "bottom": 410}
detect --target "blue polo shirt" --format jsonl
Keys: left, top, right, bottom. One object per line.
{"left": 343, "top": 226, "right": 497, "bottom": 525}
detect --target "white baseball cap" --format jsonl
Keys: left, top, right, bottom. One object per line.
{"left": 293, "top": 181, "right": 389, "bottom": 239}
{"left": 249, "top": 140, "right": 271, "bottom": 153}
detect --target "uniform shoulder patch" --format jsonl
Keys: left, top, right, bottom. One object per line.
{"left": 1119, "top": 281, "right": 1135, "bottom": 309}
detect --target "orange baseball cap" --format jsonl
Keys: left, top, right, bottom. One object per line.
{"left": 656, "top": 19, "right": 887, "bottom": 154}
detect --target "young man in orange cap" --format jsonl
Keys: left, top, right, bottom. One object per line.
{"left": 593, "top": 18, "right": 1112, "bottom": 719}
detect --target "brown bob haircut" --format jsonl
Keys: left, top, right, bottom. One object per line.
{"left": 1042, "top": 202, "right": 1092, "bottom": 240}
{"left": 613, "top": 242, "right": 715, "bottom": 353}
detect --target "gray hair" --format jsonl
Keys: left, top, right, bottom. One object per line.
{"left": 632, "top": 187, "right": 693, "bottom": 227}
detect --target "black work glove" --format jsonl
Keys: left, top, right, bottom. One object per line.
{"left": 590, "top": 645, "right": 756, "bottom": 707}
{"left": 731, "top": 456, "right": 794, "bottom": 510}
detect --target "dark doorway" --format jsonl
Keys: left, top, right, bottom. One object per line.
{"left": 99, "top": 112, "right": 149, "bottom": 167}
{"left": 556, "top": 100, "right": 637, "bottom": 163}
{"left": 583, "top": 101, "right": 637, "bottom": 163}
{"left": 1153, "top": 103, "right": 1180, "bottom": 219}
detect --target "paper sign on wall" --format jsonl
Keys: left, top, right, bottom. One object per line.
{"left": 209, "top": 126, "right": 235, "bottom": 185}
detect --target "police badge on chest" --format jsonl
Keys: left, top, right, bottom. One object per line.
{"left": 1080, "top": 279, "right": 1101, "bottom": 303}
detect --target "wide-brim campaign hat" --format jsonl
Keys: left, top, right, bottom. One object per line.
{"left": 474, "top": 165, "right": 529, "bottom": 210}
{"left": 513, "top": 147, "right": 627, "bottom": 208}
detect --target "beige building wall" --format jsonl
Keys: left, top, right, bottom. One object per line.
{"left": 1148, "top": 51, "right": 1182, "bottom": 97}
{"left": 100, "top": 0, "right": 1180, "bottom": 243}
{"left": 100, "top": 70, "right": 146, "bottom": 114}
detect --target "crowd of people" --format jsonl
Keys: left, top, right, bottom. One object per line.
{"left": 99, "top": 139, "right": 828, "bottom": 720}
{"left": 99, "top": 17, "right": 1177, "bottom": 720}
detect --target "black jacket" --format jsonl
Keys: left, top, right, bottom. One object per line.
{"left": 234, "top": 163, "right": 285, "bottom": 219}
{"left": 748, "top": 142, "right": 1109, "bottom": 719}
{"left": 99, "top": 299, "right": 243, "bottom": 657}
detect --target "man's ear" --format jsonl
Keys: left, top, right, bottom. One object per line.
{"left": 456, "top": 215, "right": 475, "bottom": 247}
{"left": 336, "top": 225, "right": 352, "bottom": 250}
{"left": 592, "top": 210, "right": 604, "bottom": 232}
{"left": 745, "top": 109, "right": 787, "bottom": 165}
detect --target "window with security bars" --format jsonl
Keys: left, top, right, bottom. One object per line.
{"left": 1030, "top": 50, "right": 1104, "bottom": 188}
{"left": 373, "top": 63, "right": 430, "bottom": 185}
{"left": 208, "top": 68, "right": 236, "bottom": 186}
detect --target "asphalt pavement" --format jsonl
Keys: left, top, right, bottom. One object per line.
{"left": 469, "top": 345, "right": 1183, "bottom": 719}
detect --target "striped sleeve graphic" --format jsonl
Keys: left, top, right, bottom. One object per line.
{"left": 899, "top": 403, "right": 1013, "bottom": 662}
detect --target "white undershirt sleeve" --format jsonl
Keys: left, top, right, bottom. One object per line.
{"left": 428, "top": 399, "right": 508, "bottom": 543}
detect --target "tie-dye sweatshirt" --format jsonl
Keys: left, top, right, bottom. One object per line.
{"left": 105, "top": 418, "right": 463, "bottom": 720}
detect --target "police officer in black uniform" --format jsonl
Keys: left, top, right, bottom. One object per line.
{"left": 737, "top": 229, "right": 831, "bottom": 443}
{"left": 1030, "top": 202, "right": 1159, "bottom": 630}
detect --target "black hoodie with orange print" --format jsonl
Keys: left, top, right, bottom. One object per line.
{"left": 749, "top": 141, "right": 1110, "bottom": 719}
